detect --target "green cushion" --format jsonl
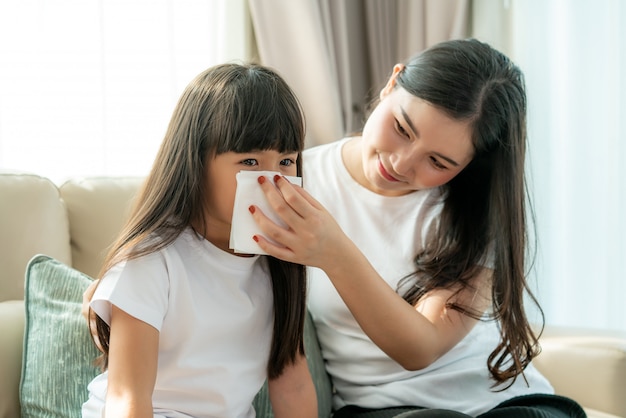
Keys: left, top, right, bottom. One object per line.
{"left": 20, "top": 255, "right": 100, "bottom": 418}
{"left": 253, "top": 311, "right": 333, "bottom": 417}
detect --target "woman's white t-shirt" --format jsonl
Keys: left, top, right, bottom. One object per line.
{"left": 82, "top": 228, "right": 273, "bottom": 418}
{"left": 303, "top": 138, "right": 554, "bottom": 416}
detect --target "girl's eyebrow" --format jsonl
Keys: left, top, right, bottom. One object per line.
{"left": 400, "top": 107, "right": 460, "bottom": 167}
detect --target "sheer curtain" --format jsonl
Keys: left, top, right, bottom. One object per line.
{"left": 505, "top": 0, "right": 626, "bottom": 331}
{"left": 0, "top": 0, "right": 253, "bottom": 184}
{"left": 248, "top": 0, "right": 469, "bottom": 147}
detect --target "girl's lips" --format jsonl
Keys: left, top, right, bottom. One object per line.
{"left": 378, "top": 158, "right": 400, "bottom": 182}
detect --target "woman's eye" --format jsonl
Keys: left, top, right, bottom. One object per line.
{"left": 241, "top": 159, "right": 258, "bottom": 166}
{"left": 280, "top": 158, "right": 296, "bottom": 166}
{"left": 395, "top": 119, "right": 409, "bottom": 138}
{"left": 430, "top": 157, "right": 447, "bottom": 170}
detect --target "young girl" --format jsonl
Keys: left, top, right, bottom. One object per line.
{"left": 82, "top": 63, "right": 317, "bottom": 418}
{"left": 250, "top": 39, "right": 586, "bottom": 417}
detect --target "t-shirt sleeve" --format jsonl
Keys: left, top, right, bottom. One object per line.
{"left": 90, "top": 252, "right": 169, "bottom": 332}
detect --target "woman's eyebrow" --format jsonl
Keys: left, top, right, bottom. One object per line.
{"left": 433, "top": 152, "right": 460, "bottom": 167}
{"left": 400, "top": 107, "right": 418, "bottom": 137}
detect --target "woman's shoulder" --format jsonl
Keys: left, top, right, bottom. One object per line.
{"left": 303, "top": 137, "right": 354, "bottom": 177}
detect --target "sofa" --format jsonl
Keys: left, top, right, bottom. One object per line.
{"left": 1, "top": 170, "right": 625, "bottom": 418}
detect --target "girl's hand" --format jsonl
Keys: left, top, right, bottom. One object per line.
{"left": 268, "top": 352, "right": 317, "bottom": 418}
{"left": 105, "top": 305, "right": 159, "bottom": 418}
{"left": 249, "top": 175, "right": 352, "bottom": 270}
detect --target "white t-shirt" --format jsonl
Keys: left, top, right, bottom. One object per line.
{"left": 303, "top": 138, "right": 554, "bottom": 416}
{"left": 82, "top": 228, "right": 273, "bottom": 418}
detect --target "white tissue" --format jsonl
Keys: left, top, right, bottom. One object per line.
{"left": 229, "top": 170, "right": 302, "bottom": 255}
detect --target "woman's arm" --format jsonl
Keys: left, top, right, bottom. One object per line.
{"left": 104, "top": 305, "right": 159, "bottom": 418}
{"left": 268, "top": 352, "right": 317, "bottom": 418}
{"left": 251, "top": 175, "right": 491, "bottom": 370}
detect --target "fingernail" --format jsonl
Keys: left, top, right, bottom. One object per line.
{"left": 273, "top": 174, "right": 281, "bottom": 183}
{"left": 252, "top": 235, "right": 259, "bottom": 242}
{"left": 248, "top": 206, "right": 255, "bottom": 214}
{"left": 258, "top": 176, "right": 266, "bottom": 184}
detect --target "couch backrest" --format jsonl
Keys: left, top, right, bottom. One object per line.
{"left": 0, "top": 172, "right": 71, "bottom": 302}
{"left": 0, "top": 172, "right": 143, "bottom": 302}
{"left": 59, "top": 177, "right": 144, "bottom": 279}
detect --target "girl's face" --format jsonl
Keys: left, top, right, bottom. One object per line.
{"left": 203, "top": 149, "right": 299, "bottom": 252}
{"left": 357, "top": 65, "right": 475, "bottom": 197}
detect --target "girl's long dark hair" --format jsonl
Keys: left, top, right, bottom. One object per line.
{"left": 395, "top": 39, "right": 542, "bottom": 387}
{"left": 90, "top": 63, "right": 307, "bottom": 379}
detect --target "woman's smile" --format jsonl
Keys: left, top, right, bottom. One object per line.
{"left": 378, "top": 156, "right": 400, "bottom": 182}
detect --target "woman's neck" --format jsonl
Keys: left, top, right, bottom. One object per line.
{"left": 341, "top": 137, "right": 368, "bottom": 189}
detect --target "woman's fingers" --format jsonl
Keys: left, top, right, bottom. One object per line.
{"left": 260, "top": 175, "right": 320, "bottom": 221}
{"left": 251, "top": 175, "right": 344, "bottom": 267}
{"left": 253, "top": 231, "right": 297, "bottom": 262}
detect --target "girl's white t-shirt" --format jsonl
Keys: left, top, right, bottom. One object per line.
{"left": 303, "top": 138, "right": 554, "bottom": 416}
{"left": 82, "top": 228, "right": 273, "bottom": 418}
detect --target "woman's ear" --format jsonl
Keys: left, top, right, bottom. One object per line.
{"left": 380, "top": 64, "right": 405, "bottom": 99}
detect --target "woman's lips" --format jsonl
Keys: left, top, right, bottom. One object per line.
{"left": 378, "top": 158, "right": 400, "bottom": 182}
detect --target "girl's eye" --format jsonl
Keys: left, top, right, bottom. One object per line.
{"left": 430, "top": 156, "right": 447, "bottom": 170}
{"left": 241, "top": 159, "right": 258, "bottom": 166}
{"left": 395, "top": 119, "right": 409, "bottom": 138}
{"left": 280, "top": 158, "right": 296, "bottom": 166}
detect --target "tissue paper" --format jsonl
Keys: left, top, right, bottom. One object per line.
{"left": 229, "top": 170, "right": 302, "bottom": 255}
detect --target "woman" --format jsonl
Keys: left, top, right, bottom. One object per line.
{"left": 251, "top": 39, "right": 585, "bottom": 418}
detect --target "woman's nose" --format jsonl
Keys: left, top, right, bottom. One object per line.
{"left": 391, "top": 148, "right": 417, "bottom": 178}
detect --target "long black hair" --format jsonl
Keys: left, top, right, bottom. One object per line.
{"left": 395, "top": 39, "right": 542, "bottom": 387}
{"left": 90, "top": 63, "right": 307, "bottom": 379}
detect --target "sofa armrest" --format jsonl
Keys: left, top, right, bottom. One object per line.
{"left": 0, "top": 300, "right": 25, "bottom": 418}
{"left": 534, "top": 326, "right": 626, "bottom": 418}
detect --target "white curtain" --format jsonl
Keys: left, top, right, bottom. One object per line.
{"left": 0, "top": 0, "right": 253, "bottom": 184}
{"left": 474, "top": 0, "right": 626, "bottom": 331}
{"left": 248, "top": 0, "right": 469, "bottom": 147}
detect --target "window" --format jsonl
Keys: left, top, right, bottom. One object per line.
{"left": 0, "top": 0, "right": 251, "bottom": 184}
{"left": 512, "top": 0, "right": 626, "bottom": 330}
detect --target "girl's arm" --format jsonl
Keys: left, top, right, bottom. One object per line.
{"left": 104, "top": 305, "right": 159, "bottom": 418}
{"left": 251, "top": 176, "right": 491, "bottom": 370}
{"left": 268, "top": 352, "right": 317, "bottom": 418}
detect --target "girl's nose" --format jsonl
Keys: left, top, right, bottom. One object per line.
{"left": 259, "top": 162, "right": 279, "bottom": 172}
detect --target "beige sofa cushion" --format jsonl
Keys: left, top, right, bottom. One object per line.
{"left": 534, "top": 328, "right": 626, "bottom": 418}
{"left": 0, "top": 300, "right": 25, "bottom": 418}
{"left": 0, "top": 172, "right": 71, "bottom": 301}
{"left": 60, "top": 177, "right": 143, "bottom": 279}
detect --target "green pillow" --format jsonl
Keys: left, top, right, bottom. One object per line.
{"left": 20, "top": 255, "right": 100, "bottom": 418}
{"left": 253, "top": 311, "right": 333, "bottom": 418}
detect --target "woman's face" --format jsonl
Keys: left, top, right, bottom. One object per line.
{"left": 358, "top": 66, "right": 475, "bottom": 197}
{"left": 203, "top": 149, "right": 298, "bottom": 252}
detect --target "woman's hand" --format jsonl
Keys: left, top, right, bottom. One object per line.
{"left": 249, "top": 174, "right": 352, "bottom": 270}
{"left": 250, "top": 175, "right": 491, "bottom": 371}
